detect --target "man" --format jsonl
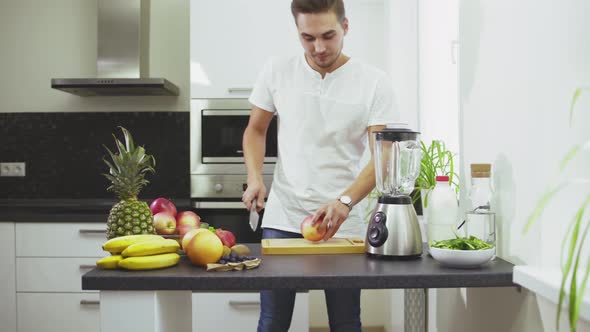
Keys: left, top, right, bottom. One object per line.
{"left": 242, "top": 0, "right": 397, "bottom": 331}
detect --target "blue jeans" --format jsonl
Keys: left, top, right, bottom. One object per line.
{"left": 258, "top": 228, "right": 362, "bottom": 332}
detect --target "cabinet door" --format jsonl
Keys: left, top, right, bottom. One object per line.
{"left": 0, "top": 222, "right": 16, "bottom": 332}
{"left": 17, "top": 257, "right": 100, "bottom": 293}
{"left": 190, "top": 0, "right": 300, "bottom": 99}
{"left": 16, "top": 222, "right": 106, "bottom": 257}
{"left": 17, "top": 293, "right": 100, "bottom": 332}
{"left": 192, "top": 292, "right": 309, "bottom": 331}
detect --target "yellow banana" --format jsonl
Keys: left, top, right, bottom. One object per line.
{"left": 96, "top": 255, "right": 123, "bottom": 269}
{"left": 122, "top": 239, "right": 180, "bottom": 257}
{"left": 118, "top": 253, "right": 180, "bottom": 270}
{"left": 102, "top": 234, "right": 164, "bottom": 254}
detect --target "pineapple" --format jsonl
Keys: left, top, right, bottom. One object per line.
{"left": 103, "top": 127, "right": 156, "bottom": 239}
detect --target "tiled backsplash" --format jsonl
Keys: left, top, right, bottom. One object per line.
{"left": 0, "top": 112, "right": 189, "bottom": 199}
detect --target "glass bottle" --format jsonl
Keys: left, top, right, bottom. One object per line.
{"left": 468, "top": 163, "right": 492, "bottom": 212}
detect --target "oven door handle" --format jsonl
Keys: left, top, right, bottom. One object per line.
{"left": 192, "top": 201, "right": 247, "bottom": 209}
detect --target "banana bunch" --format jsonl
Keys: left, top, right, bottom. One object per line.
{"left": 97, "top": 235, "right": 180, "bottom": 270}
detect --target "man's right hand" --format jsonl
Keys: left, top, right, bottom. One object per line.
{"left": 242, "top": 179, "right": 266, "bottom": 213}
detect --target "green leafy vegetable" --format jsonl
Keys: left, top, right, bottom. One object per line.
{"left": 430, "top": 236, "right": 494, "bottom": 250}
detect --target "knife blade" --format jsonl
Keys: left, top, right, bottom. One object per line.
{"left": 249, "top": 198, "right": 259, "bottom": 231}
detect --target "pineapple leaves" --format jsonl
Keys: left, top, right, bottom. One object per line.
{"left": 102, "top": 127, "right": 156, "bottom": 200}
{"left": 119, "top": 126, "right": 136, "bottom": 152}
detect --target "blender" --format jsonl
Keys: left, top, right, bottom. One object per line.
{"left": 365, "top": 124, "right": 423, "bottom": 258}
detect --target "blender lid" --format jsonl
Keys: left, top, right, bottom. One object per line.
{"left": 375, "top": 123, "right": 420, "bottom": 141}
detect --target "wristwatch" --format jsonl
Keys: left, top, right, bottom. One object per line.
{"left": 338, "top": 195, "right": 353, "bottom": 210}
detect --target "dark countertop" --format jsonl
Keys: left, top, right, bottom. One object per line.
{"left": 0, "top": 198, "right": 191, "bottom": 222}
{"left": 82, "top": 244, "right": 515, "bottom": 291}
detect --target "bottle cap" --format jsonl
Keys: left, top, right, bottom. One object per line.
{"left": 436, "top": 175, "right": 450, "bottom": 182}
{"left": 471, "top": 164, "right": 491, "bottom": 178}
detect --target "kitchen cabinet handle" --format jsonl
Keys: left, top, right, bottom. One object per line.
{"left": 228, "top": 300, "right": 260, "bottom": 308}
{"left": 79, "top": 264, "right": 96, "bottom": 270}
{"left": 227, "top": 87, "right": 253, "bottom": 93}
{"left": 80, "top": 300, "right": 100, "bottom": 306}
{"left": 192, "top": 201, "right": 246, "bottom": 209}
{"left": 79, "top": 229, "right": 104, "bottom": 235}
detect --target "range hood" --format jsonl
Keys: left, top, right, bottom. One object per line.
{"left": 51, "top": 0, "right": 179, "bottom": 96}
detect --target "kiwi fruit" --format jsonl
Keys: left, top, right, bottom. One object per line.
{"left": 231, "top": 244, "right": 251, "bottom": 256}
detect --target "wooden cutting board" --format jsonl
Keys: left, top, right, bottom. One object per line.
{"left": 261, "top": 238, "right": 366, "bottom": 255}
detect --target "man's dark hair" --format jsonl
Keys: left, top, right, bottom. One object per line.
{"left": 291, "top": 0, "right": 346, "bottom": 24}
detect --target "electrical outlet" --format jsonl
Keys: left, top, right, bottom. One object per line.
{"left": 0, "top": 162, "right": 26, "bottom": 177}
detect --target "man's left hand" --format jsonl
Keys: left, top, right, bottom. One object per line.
{"left": 312, "top": 200, "right": 351, "bottom": 241}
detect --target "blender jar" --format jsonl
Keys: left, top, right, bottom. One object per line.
{"left": 374, "top": 124, "right": 422, "bottom": 196}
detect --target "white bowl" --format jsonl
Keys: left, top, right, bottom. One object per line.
{"left": 429, "top": 247, "right": 495, "bottom": 268}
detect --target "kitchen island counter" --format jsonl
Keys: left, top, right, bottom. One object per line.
{"left": 83, "top": 244, "right": 514, "bottom": 291}
{"left": 83, "top": 244, "right": 514, "bottom": 332}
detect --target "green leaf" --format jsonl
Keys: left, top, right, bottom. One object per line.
{"left": 571, "top": 217, "right": 590, "bottom": 329}
{"left": 119, "top": 126, "right": 135, "bottom": 152}
{"left": 556, "top": 195, "right": 590, "bottom": 330}
{"left": 569, "top": 87, "right": 590, "bottom": 126}
{"left": 560, "top": 145, "right": 581, "bottom": 171}
{"left": 575, "top": 239, "right": 590, "bottom": 331}
{"left": 524, "top": 185, "right": 563, "bottom": 233}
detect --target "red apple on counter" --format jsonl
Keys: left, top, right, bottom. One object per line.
{"left": 177, "top": 224, "right": 198, "bottom": 239}
{"left": 215, "top": 228, "right": 236, "bottom": 248}
{"left": 300, "top": 215, "right": 326, "bottom": 242}
{"left": 150, "top": 198, "right": 177, "bottom": 217}
{"left": 153, "top": 212, "right": 177, "bottom": 235}
{"left": 176, "top": 211, "right": 201, "bottom": 228}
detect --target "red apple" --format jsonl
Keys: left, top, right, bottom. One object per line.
{"left": 215, "top": 228, "right": 236, "bottom": 248}
{"left": 177, "top": 224, "right": 198, "bottom": 238}
{"left": 153, "top": 212, "right": 177, "bottom": 235}
{"left": 300, "top": 215, "right": 326, "bottom": 242}
{"left": 150, "top": 198, "right": 177, "bottom": 217}
{"left": 176, "top": 211, "right": 201, "bottom": 228}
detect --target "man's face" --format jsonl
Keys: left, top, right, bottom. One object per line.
{"left": 295, "top": 11, "right": 348, "bottom": 70}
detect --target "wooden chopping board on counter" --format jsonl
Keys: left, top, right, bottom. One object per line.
{"left": 261, "top": 238, "right": 366, "bottom": 255}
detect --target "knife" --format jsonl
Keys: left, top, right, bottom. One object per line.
{"left": 249, "top": 198, "right": 259, "bottom": 231}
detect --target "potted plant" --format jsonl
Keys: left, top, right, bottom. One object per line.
{"left": 525, "top": 87, "right": 590, "bottom": 332}
{"left": 412, "top": 140, "right": 459, "bottom": 214}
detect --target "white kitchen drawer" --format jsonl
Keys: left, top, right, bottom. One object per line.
{"left": 17, "top": 257, "right": 101, "bottom": 293}
{"left": 17, "top": 292, "right": 100, "bottom": 332}
{"left": 16, "top": 222, "right": 106, "bottom": 257}
{"left": 192, "top": 292, "right": 309, "bottom": 332}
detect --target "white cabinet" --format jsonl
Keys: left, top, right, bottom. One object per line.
{"left": 17, "top": 293, "right": 100, "bottom": 332}
{"left": 190, "top": 0, "right": 300, "bottom": 99}
{"left": 193, "top": 292, "right": 309, "bottom": 331}
{"left": 190, "top": 0, "right": 388, "bottom": 99}
{"left": 15, "top": 222, "right": 106, "bottom": 332}
{"left": 15, "top": 222, "right": 106, "bottom": 257}
{"left": 0, "top": 222, "right": 17, "bottom": 332}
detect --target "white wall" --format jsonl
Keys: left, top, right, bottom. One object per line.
{"left": 0, "top": 0, "right": 189, "bottom": 113}
{"left": 385, "top": 0, "right": 419, "bottom": 131}
{"left": 418, "top": 0, "right": 459, "bottom": 153}
{"left": 432, "top": 0, "right": 590, "bottom": 331}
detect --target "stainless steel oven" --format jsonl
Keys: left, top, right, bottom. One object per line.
{"left": 189, "top": 99, "right": 277, "bottom": 243}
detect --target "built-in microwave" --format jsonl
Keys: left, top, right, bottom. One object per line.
{"left": 189, "top": 99, "right": 277, "bottom": 243}
{"left": 190, "top": 99, "right": 277, "bottom": 178}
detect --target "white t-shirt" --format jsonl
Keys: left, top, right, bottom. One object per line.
{"left": 249, "top": 54, "right": 397, "bottom": 238}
